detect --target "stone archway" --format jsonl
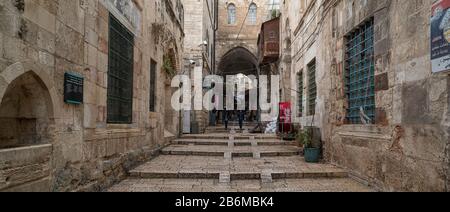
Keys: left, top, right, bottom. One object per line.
{"left": 217, "top": 47, "right": 259, "bottom": 124}
{"left": 0, "top": 62, "right": 60, "bottom": 191}
{"left": 218, "top": 47, "right": 258, "bottom": 76}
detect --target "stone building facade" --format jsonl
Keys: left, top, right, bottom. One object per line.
{"left": 280, "top": 0, "right": 450, "bottom": 191}
{"left": 0, "top": 0, "right": 184, "bottom": 191}
{"left": 182, "top": 0, "right": 218, "bottom": 133}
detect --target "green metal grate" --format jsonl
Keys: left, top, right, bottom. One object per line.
{"left": 107, "top": 14, "right": 135, "bottom": 124}
{"left": 345, "top": 19, "right": 375, "bottom": 124}
{"left": 297, "top": 71, "right": 304, "bottom": 117}
{"left": 308, "top": 61, "right": 317, "bottom": 116}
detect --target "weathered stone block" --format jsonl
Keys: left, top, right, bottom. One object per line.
{"left": 98, "top": 36, "right": 108, "bottom": 54}
{"left": 83, "top": 103, "right": 97, "bottom": 129}
{"left": 375, "top": 72, "right": 389, "bottom": 91}
{"left": 96, "top": 51, "right": 107, "bottom": 73}
{"left": 38, "top": 50, "right": 54, "bottom": 67}
{"left": 0, "top": 3, "right": 22, "bottom": 37}
{"left": 0, "top": 31, "right": 3, "bottom": 58}
{"left": 3, "top": 35, "right": 26, "bottom": 61}
{"left": 2, "top": 177, "right": 51, "bottom": 192}
{"left": 37, "top": 0, "right": 58, "bottom": 15}
{"left": 55, "top": 21, "right": 84, "bottom": 65}
{"left": 1, "top": 62, "right": 24, "bottom": 84}
{"left": 83, "top": 80, "right": 97, "bottom": 104}
{"left": 95, "top": 109, "right": 106, "bottom": 126}
{"left": 374, "top": 38, "right": 389, "bottom": 56}
{"left": 0, "top": 144, "right": 52, "bottom": 191}
{"left": 37, "top": 26, "right": 55, "bottom": 53}
{"left": 83, "top": 67, "right": 97, "bottom": 83}
{"left": 375, "top": 108, "right": 388, "bottom": 126}
{"left": 24, "top": 0, "right": 56, "bottom": 34}
{"left": 402, "top": 80, "right": 433, "bottom": 125}
{"left": 85, "top": 42, "right": 97, "bottom": 68}
{"left": 85, "top": 26, "right": 98, "bottom": 47}
{"left": 97, "top": 16, "right": 108, "bottom": 41}
{"left": 98, "top": 2, "right": 108, "bottom": 21}
{"left": 83, "top": 0, "right": 98, "bottom": 16}
{"left": 57, "top": 0, "right": 84, "bottom": 34}
{"left": 96, "top": 87, "right": 107, "bottom": 106}
{"left": 59, "top": 131, "right": 83, "bottom": 163}
{"left": 19, "top": 18, "right": 39, "bottom": 46}
{"left": 403, "top": 125, "right": 447, "bottom": 165}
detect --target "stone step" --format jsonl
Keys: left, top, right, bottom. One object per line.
{"left": 108, "top": 178, "right": 374, "bottom": 192}
{"left": 181, "top": 133, "right": 278, "bottom": 140}
{"left": 173, "top": 138, "right": 298, "bottom": 146}
{"left": 205, "top": 126, "right": 255, "bottom": 131}
{"left": 213, "top": 122, "right": 258, "bottom": 127}
{"left": 205, "top": 129, "right": 252, "bottom": 134}
{"left": 161, "top": 145, "right": 302, "bottom": 157}
{"left": 128, "top": 156, "right": 348, "bottom": 181}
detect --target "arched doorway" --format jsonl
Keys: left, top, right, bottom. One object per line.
{"left": 218, "top": 47, "right": 258, "bottom": 76}
{"left": 0, "top": 72, "right": 55, "bottom": 148}
{"left": 0, "top": 62, "right": 58, "bottom": 191}
{"left": 217, "top": 47, "right": 259, "bottom": 125}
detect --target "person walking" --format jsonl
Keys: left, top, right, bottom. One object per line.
{"left": 223, "top": 107, "right": 229, "bottom": 130}
{"left": 238, "top": 110, "right": 245, "bottom": 130}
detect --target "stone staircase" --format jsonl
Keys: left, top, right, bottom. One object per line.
{"left": 108, "top": 125, "right": 373, "bottom": 192}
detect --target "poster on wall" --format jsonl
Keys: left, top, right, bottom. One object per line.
{"left": 278, "top": 102, "right": 292, "bottom": 133}
{"left": 64, "top": 72, "right": 84, "bottom": 105}
{"left": 431, "top": 0, "right": 450, "bottom": 73}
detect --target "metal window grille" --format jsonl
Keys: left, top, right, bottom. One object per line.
{"left": 149, "top": 59, "right": 157, "bottom": 112}
{"left": 345, "top": 19, "right": 375, "bottom": 124}
{"left": 308, "top": 61, "right": 317, "bottom": 116}
{"left": 297, "top": 71, "right": 304, "bottom": 117}
{"left": 107, "top": 14, "right": 135, "bottom": 124}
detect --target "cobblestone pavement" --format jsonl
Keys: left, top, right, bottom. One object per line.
{"left": 109, "top": 126, "right": 374, "bottom": 192}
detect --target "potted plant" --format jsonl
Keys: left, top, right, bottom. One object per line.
{"left": 297, "top": 129, "right": 320, "bottom": 163}
{"left": 162, "top": 56, "right": 176, "bottom": 78}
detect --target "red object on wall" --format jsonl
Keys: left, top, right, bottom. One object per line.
{"left": 279, "top": 102, "right": 292, "bottom": 133}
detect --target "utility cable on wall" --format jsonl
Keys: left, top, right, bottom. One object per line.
{"left": 236, "top": 1, "right": 254, "bottom": 41}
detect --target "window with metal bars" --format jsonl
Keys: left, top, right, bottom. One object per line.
{"left": 307, "top": 60, "right": 317, "bottom": 116}
{"left": 228, "top": 4, "right": 236, "bottom": 25}
{"left": 248, "top": 3, "right": 257, "bottom": 25}
{"left": 107, "top": 14, "right": 135, "bottom": 124}
{"left": 344, "top": 19, "right": 375, "bottom": 124}
{"left": 297, "top": 71, "right": 304, "bottom": 117}
{"left": 149, "top": 59, "right": 157, "bottom": 112}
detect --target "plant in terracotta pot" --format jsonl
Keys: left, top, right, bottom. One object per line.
{"left": 297, "top": 129, "right": 320, "bottom": 163}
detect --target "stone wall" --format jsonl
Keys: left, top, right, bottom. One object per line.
{"left": 281, "top": 0, "right": 450, "bottom": 192}
{"left": 0, "top": 0, "right": 184, "bottom": 192}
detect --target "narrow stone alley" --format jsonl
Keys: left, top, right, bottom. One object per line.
{"left": 1, "top": 0, "right": 449, "bottom": 193}
{"left": 109, "top": 124, "right": 372, "bottom": 192}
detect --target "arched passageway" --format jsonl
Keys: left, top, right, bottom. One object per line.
{"left": 218, "top": 47, "right": 258, "bottom": 76}
{"left": 216, "top": 47, "right": 260, "bottom": 125}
